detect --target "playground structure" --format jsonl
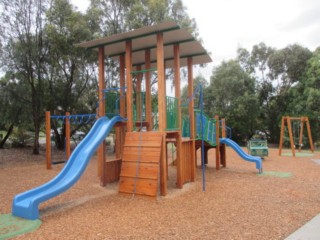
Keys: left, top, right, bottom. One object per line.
{"left": 279, "top": 116, "right": 314, "bottom": 157}
{"left": 45, "top": 112, "right": 97, "bottom": 168}
{"left": 11, "top": 22, "right": 262, "bottom": 220}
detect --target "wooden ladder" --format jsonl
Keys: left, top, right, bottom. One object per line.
{"left": 119, "top": 132, "right": 163, "bottom": 197}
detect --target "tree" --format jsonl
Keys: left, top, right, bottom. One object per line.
{"left": 0, "top": 0, "right": 49, "bottom": 154}
{"left": 205, "top": 60, "right": 260, "bottom": 143}
{"left": 87, "top": 0, "right": 199, "bottom": 91}
{"left": 45, "top": 0, "right": 97, "bottom": 149}
{"left": 268, "top": 44, "right": 312, "bottom": 93}
{"left": 0, "top": 74, "right": 29, "bottom": 148}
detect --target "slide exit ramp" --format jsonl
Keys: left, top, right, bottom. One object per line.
{"left": 220, "top": 137, "right": 263, "bottom": 173}
{"left": 12, "top": 116, "right": 125, "bottom": 220}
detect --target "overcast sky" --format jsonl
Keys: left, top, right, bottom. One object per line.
{"left": 71, "top": 0, "right": 320, "bottom": 78}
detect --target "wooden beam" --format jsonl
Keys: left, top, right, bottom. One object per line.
{"left": 187, "top": 57, "right": 196, "bottom": 181}
{"left": 220, "top": 117, "right": 226, "bottom": 168}
{"left": 215, "top": 115, "right": 220, "bottom": 170}
{"left": 278, "top": 116, "right": 285, "bottom": 156}
{"left": 116, "top": 54, "right": 126, "bottom": 160}
{"left": 45, "top": 111, "right": 51, "bottom": 170}
{"left": 126, "top": 41, "right": 133, "bottom": 132}
{"left": 145, "top": 49, "right": 152, "bottom": 131}
{"left": 287, "top": 117, "right": 296, "bottom": 157}
{"left": 221, "top": 118, "right": 226, "bottom": 138}
{"left": 174, "top": 44, "right": 182, "bottom": 188}
{"left": 136, "top": 65, "right": 142, "bottom": 121}
{"left": 157, "top": 32, "right": 167, "bottom": 196}
{"left": 157, "top": 33, "right": 166, "bottom": 132}
{"left": 305, "top": 118, "right": 314, "bottom": 152}
{"left": 174, "top": 44, "right": 181, "bottom": 130}
{"left": 98, "top": 47, "right": 106, "bottom": 185}
{"left": 119, "top": 55, "right": 125, "bottom": 117}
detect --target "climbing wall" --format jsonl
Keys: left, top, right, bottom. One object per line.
{"left": 119, "top": 132, "right": 163, "bottom": 197}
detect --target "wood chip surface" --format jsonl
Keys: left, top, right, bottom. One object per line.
{"left": 1, "top": 146, "right": 320, "bottom": 239}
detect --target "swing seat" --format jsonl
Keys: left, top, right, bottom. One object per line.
{"left": 247, "top": 139, "right": 268, "bottom": 158}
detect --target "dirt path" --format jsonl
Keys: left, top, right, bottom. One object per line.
{"left": 1, "top": 147, "right": 320, "bottom": 239}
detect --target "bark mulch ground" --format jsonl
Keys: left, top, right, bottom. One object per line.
{"left": 1, "top": 146, "right": 320, "bottom": 239}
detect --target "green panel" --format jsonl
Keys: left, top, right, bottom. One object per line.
{"left": 259, "top": 171, "right": 293, "bottom": 178}
{"left": 105, "top": 92, "right": 120, "bottom": 118}
{"left": 195, "top": 110, "right": 217, "bottom": 146}
{"left": 182, "top": 116, "right": 190, "bottom": 137}
{"left": 166, "top": 96, "right": 179, "bottom": 130}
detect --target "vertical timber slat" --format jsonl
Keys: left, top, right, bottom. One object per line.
{"left": 279, "top": 116, "right": 285, "bottom": 156}
{"left": 98, "top": 47, "right": 106, "bottom": 185}
{"left": 157, "top": 32, "right": 167, "bottom": 196}
{"left": 306, "top": 117, "right": 314, "bottom": 152}
{"left": 174, "top": 44, "right": 182, "bottom": 188}
{"left": 145, "top": 49, "right": 152, "bottom": 131}
{"left": 215, "top": 115, "right": 220, "bottom": 170}
{"left": 126, "top": 41, "right": 133, "bottom": 132}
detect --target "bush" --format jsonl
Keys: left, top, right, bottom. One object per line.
{"left": 10, "top": 128, "right": 33, "bottom": 148}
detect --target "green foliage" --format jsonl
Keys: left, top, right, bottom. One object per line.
{"left": 45, "top": 0, "right": 97, "bottom": 114}
{"left": 0, "top": 0, "right": 196, "bottom": 152}
{"left": 268, "top": 44, "right": 312, "bottom": 90}
{"left": 205, "top": 60, "right": 260, "bottom": 143}
{"left": 10, "top": 128, "right": 33, "bottom": 148}
{"left": 233, "top": 43, "right": 316, "bottom": 143}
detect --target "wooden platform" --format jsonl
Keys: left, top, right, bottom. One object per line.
{"left": 119, "top": 132, "right": 163, "bottom": 197}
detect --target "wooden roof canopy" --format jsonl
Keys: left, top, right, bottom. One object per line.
{"left": 76, "top": 21, "right": 212, "bottom": 69}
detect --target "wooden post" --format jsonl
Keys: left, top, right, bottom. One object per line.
{"left": 46, "top": 111, "right": 51, "bottom": 170}
{"left": 65, "top": 112, "right": 71, "bottom": 160}
{"left": 215, "top": 115, "right": 220, "bottom": 170}
{"left": 174, "top": 44, "right": 181, "bottom": 130}
{"left": 157, "top": 32, "right": 167, "bottom": 196}
{"left": 220, "top": 118, "right": 226, "bottom": 168}
{"left": 220, "top": 144, "right": 226, "bottom": 168}
{"left": 98, "top": 47, "right": 107, "bottom": 185}
{"left": 126, "top": 40, "right": 133, "bottom": 132}
{"left": 176, "top": 133, "right": 183, "bottom": 188}
{"left": 305, "top": 117, "right": 314, "bottom": 152}
{"left": 136, "top": 65, "right": 142, "bottom": 122}
{"left": 119, "top": 55, "right": 126, "bottom": 117}
{"left": 120, "top": 55, "right": 126, "bottom": 157}
{"left": 115, "top": 54, "right": 126, "bottom": 159}
{"left": 145, "top": 49, "right": 152, "bottom": 131}
{"left": 221, "top": 118, "right": 226, "bottom": 138}
{"left": 187, "top": 57, "right": 196, "bottom": 181}
{"left": 287, "top": 117, "right": 296, "bottom": 157}
{"left": 174, "top": 44, "right": 182, "bottom": 188}
{"left": 279, "top": 116, "right": 285, "bottom": 156}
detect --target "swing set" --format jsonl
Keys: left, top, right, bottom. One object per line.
{"left": 279, "top": 116, "right": 314, "bottom": 156}
{"left": 45, "top": 112, "right": 96, "bottom": 169}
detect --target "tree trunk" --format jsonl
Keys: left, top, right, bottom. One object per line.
{"left": 33, "top": 121, "right": 40, "bottom": 154}
{"left": 0, "top": 123, "right": 14, "bottom": 148}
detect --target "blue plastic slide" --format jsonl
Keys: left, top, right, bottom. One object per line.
{"left": 12, "top": 116, "right": 125, "bottom": 220}
{"left": 220, "top": 138, "right": 262, "bottom": 173}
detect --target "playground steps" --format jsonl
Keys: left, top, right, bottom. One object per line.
{"left": 119, "top": 132, "right": 163, "bottom": 197}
